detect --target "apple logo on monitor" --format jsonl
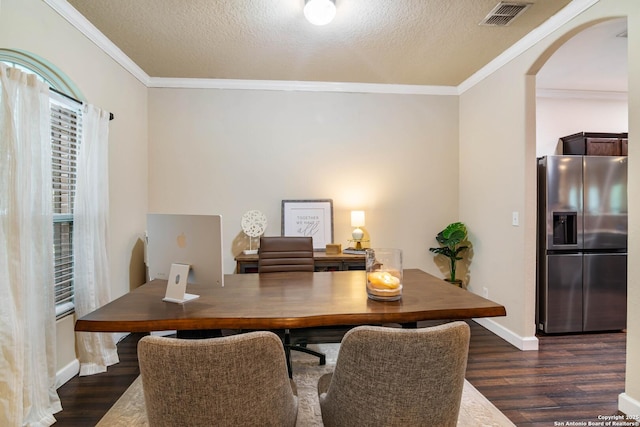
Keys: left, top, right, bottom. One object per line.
{"left": 176, "top": 232, "right": 187, "bottom": 249}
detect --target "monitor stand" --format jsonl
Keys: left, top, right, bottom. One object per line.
{"left": 163, "top": 293, "right": 200, "bottom": 304}
{"left": 163, "top": 263, "right": 199, "bottom": 304}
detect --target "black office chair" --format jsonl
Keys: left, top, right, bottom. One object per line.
{"left": 258, "top": 236, "right": 326, "bottom": 376}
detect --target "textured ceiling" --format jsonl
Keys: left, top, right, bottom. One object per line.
{"left": 66, "top": 0, "right": 573, "bottom": 86}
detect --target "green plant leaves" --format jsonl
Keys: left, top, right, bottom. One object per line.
{"left": 439, "top": 222, "right": 467, "bottom": 247}
{"left": 429, "top": 222, "right": 469, "bottom": 282}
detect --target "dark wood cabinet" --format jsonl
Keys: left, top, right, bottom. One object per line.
{"left": 560, "top": 132, "right": 628, "bottom": 156}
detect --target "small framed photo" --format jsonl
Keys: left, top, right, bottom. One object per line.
{"left": 281, "top": 199, "right": 333, "bottom": 251}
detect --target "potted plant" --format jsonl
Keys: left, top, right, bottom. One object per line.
{"left": 429, "top": 222, "right": 469, "bottom": 286}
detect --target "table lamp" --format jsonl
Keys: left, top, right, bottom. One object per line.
{"left": 351, "top": 210, "right": 365, "bottom": 250}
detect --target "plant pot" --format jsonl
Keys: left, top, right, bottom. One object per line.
{"left": 445, "top": 279, "right": 463, "bottom": 288}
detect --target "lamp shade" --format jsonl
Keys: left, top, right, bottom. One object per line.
{"left": 304, "top": 0, "right": 336, "bottom": 26}
{"left": 351, "top": 210, "right": 365, "bottom": 227}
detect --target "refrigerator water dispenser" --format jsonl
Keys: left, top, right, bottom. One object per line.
{"left": 552, "top": 212, "right": 577, "bottom": 246}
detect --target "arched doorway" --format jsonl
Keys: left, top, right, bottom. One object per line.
{"left": 528, "top": 17, "right": 628, "bottom": 334}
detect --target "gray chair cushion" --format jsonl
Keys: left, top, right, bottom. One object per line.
{"left": 317, "top": 321, "right": 470, "bottom": 427}
{"left": 138, "top": 331, "right": 298, "bottom": 427}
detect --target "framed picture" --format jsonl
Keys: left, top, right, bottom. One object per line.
{"left": 281, "top": 199, "right": 334, "bottom": 251}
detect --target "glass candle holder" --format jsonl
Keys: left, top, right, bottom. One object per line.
{"left": 365, "top": 248, "right": 403, "bottom": 301}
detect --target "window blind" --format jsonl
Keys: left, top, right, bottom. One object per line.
{"left": 50, "top": 93, "right": 82, "bottom": 319}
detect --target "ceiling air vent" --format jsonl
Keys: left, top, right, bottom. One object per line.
{"left": 479, "top": 2, "right": 532, "bottom": 27}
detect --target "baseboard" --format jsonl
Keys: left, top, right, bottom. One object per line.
{"left": 473, "top": 318, "right": 539, "bottom": 351}
{"left": 619, "top": 393, "right": 640, "bottom": 416}
{"left": 56, "top": 332, "right": 130, "bottom": 388}
{"left": 56, "top": 358, "right": 79, "bottom": 389}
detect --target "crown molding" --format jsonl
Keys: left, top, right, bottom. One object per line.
{"left": 43, "top": 0, "right": 455, "bottom": 95}
{"left": 47, "top": 0, "right": 594, "bottom": 96}
{"left": 537, "top": 88, "right": 628, "bottom": 101}
{"left": 148, "top": 77, "right": 458, "bottom": 95}
{"left": 458, "top": 0, "right": 600, "bottom": 94}
{"left": 44, "top": 0, "right": 151, "bottom": 86}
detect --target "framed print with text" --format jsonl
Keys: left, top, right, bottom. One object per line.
{"left": 281, "top": 199, "right": 333, "bottom": 251}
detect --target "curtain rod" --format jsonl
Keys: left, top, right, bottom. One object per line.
{"left": 50, "top": 87, "right": 114, "bottom": 121}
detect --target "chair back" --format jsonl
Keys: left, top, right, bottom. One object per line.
{"left": 318, "top": 321, "right": 470, "bottom": 427}
{"left": 138, "top": 331, "right": 298, "bottom": 427}
{"left": 258, "top": 236, "right": 314, "bottom": 273}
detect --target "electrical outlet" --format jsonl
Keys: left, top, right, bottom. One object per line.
{"left": 512, "top": 211, "right": 519, "bottom": 226}
{"left": 482, "top": 287, "right": 489, "bottom": 298}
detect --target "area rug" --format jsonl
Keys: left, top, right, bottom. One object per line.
{"left": 97, "top": 344, "right": 514, "bottom": 427}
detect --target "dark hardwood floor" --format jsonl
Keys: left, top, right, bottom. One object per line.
{"left": 54, "top": 332, "right": 144, "bottom": 426}
{"left": 464, "top": 323, "right": 627, "bottom": 426}
{"left": 53, "top": 321, "right": 627, "bottom": 426}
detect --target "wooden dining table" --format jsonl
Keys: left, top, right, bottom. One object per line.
{"left": 74, "top": 269, "right": 506, "bottom": 333}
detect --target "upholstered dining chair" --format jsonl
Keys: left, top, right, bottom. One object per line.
{"left": 258, "top": 236, "right": 326, "bottom": 375}
{"left": 317, "top": 321, "right": 471, "bottom": 427}
{"left": 137, "top": 331, "right": 298, "bottom": 427}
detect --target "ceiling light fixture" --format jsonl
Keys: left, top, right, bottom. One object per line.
{"left": 304, "top": 0, "right": 336, "bottom": 26}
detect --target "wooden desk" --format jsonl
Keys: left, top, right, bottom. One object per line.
{"left": 235, "top": 251, "right": 365, "bottom": 273}
{"left": 75, "top": 269, "right": 506, "bottom": 333}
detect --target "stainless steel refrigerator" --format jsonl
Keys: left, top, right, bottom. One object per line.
{"left": 537, "top": 155, "right": 627, "bottom": 333}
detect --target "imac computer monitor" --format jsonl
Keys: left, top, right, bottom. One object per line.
{"left": 146, "top": 214, "right": 224, "bottom": 286}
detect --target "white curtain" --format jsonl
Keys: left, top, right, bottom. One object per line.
{"left": 0, "top": 65, "right": 61, "bottom": 426}
{"left": 73, "top": 103, "right": 119, "bottom": 376}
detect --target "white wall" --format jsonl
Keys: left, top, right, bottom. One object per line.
{"left": 0, "top": 0, "right": 149, "bottom": 375}
{"left": 148, "top": 88, "right": 460, "bottom": 275}
{"left": 536, "top": 95, "right": 628, "bottom": 156}
{"left": 460, "top": 0, "right": 639, "bottom": 414}
{"left": 460, "top": 61, "right": 533, "bottom": 343}
{"left": 624, "top": 0, "right": 640, "bottom": 415}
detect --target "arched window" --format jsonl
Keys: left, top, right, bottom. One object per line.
{"left": 1, "top": 49, "right": 84, "bottom": 319}
{"left": 0, "top": 48, "right": 84, "bottom": 99}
